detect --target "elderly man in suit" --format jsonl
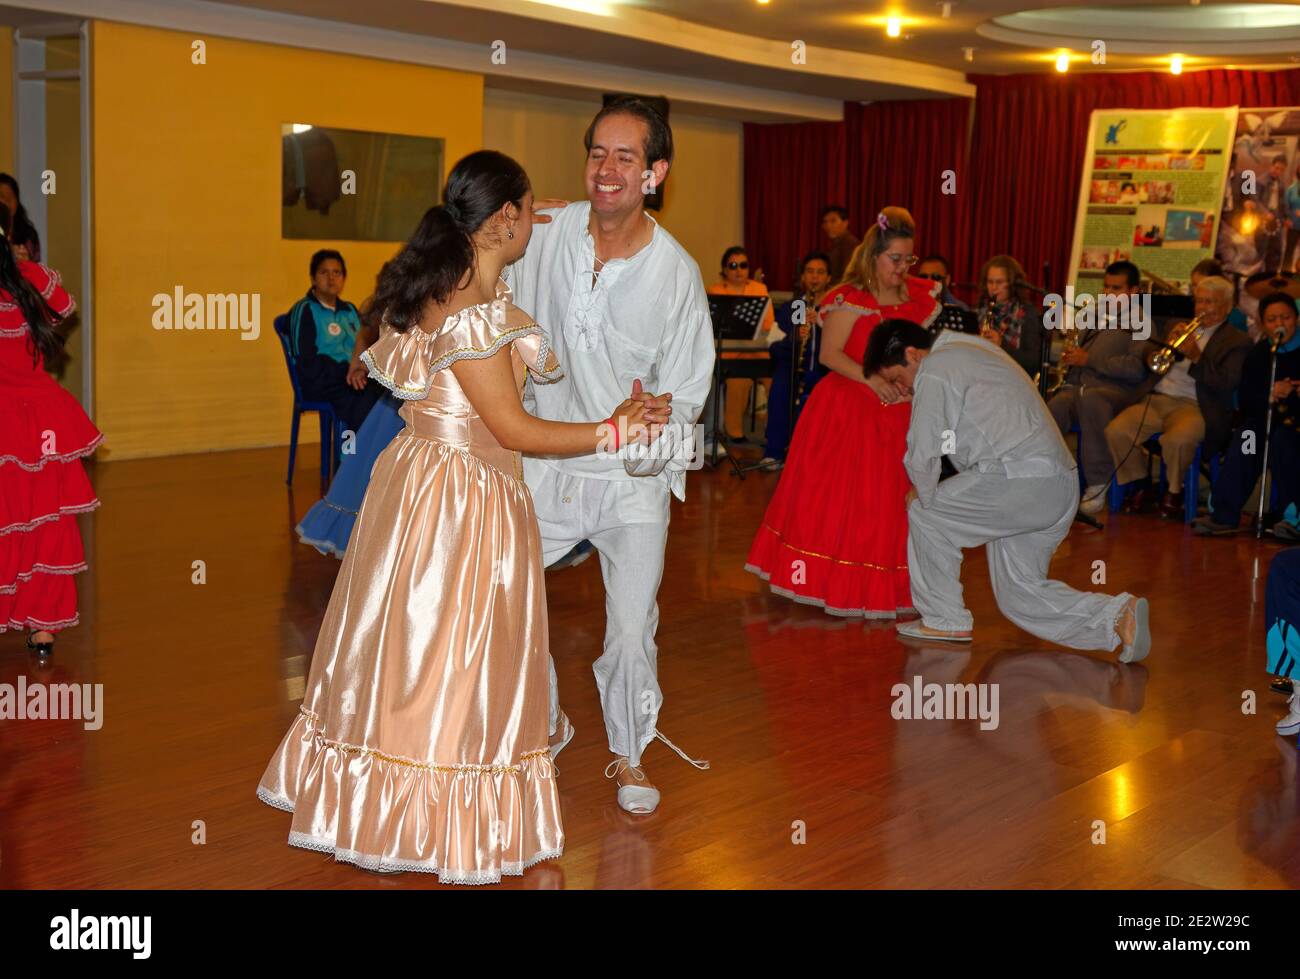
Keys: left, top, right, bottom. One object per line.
{"left": 1047, "top": 260, "right": 1149, "bottom": 515}
{"left": 1104, "top": 275, "right": 1252, "bottom": 518}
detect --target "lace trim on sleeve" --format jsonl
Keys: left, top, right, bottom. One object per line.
{"left": 525, "top": 326, "right": 564, "bottom": 384}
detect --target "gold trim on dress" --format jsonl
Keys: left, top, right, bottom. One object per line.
{"left": 760, "top": 523, "right": 907, "bottom": 571}
{"left": 298, "top": 706, "right": 549, "bottom": 774}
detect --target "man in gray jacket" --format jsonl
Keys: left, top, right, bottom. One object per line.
{"left": 865, "top": 320, "right": 1150, "bottom": 661}
{"left": 1047, "top": 260, "right": 1149, "bottom": 515}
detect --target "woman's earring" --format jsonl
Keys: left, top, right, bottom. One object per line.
{"left": 507, "top": 226, "right": 515, "bottom": 240}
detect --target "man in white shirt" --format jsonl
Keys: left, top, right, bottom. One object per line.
{"left": 505, "top": 98, "right": 715, "bottom": 814}
{"left": 864, "top": 320, "right": 1150, "bottom": 660}
{"left": 1104, "top": 276, "right": 1251, "bottom": 517}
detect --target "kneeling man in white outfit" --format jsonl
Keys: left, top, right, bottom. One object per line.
{"left": 864, "top": 318, "right": 1150, "bottom": 661}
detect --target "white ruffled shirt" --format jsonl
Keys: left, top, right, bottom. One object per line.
{"left": 505, "top": 201, "right": 716, "bottom": 501}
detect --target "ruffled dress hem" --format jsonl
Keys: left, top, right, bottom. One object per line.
{"left": 258, "top": 708, "right": 564, "bottom": 885}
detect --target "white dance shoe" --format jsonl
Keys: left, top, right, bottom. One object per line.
{"left": 896, "top": 620, "right": 972, "bottom": 642}
{"left": 1117, "top": 597, "right": 1150, "bottom": 664}
{"left": 549, "top": 712, "right": 576, "bottom": 760}
{"left": 605, "top": 733, "right": 710, "bottom": 815}
{"left": 1277, "top": 693, "right": 1300, "bottom": 737}
{"left": 605, "top": 757, "right": 660, "bottom": 814}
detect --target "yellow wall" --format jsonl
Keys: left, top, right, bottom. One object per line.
{"left": 92, "top": 21, "right": 484, "bottom": 460}
{"left": 46, "top": 36, "right": 83, "bottom": 404}
{"left": 483, "top": 87, "right": 744, "bottom": 284}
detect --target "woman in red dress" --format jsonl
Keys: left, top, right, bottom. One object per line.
{"left": 0, "top": 216, "right": 99, "bottom": 656}
{"left": 746, "top": 206, "right": 940, "bottom": 616}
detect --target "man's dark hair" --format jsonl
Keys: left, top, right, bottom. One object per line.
{"left": 1272, "top": 154, "right": 1287, "bottom": 167}
{"left": 917, "top": 254, "right": 951, "bottom": 275}
{"left": 864, "top": 318, "right": 935, "bottom": 375}
{"left": 310, "top": 248, "right": 346, "bottom": 278}
{"left": 1191, "top": 258, "right": 1223, "bottom": 279}
{"left": 820, "top": 205, "right": 848, "bottom": 222}
{"left": 799, "top": 250, "right": 831, "bottom": 275}
{"left": 1258, "top": 291, "right": 1298, "bottom": 324}
{"left": 584, "top": 97, "right": 674, "bottom": 168}
{"left": 1105, "top": 260, "right": 1140, "bottom": 287}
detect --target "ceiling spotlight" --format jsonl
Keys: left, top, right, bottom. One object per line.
{"left": 939, "top": 1, "right": 953, "bottom": 17}
{"left": 1055, "top": 52, "right": 1070, "bottom": 73}
{"left": 1170, "top": 54, "right": 1184, "bottom": 74}
{"left": 886, "top": 15, "right": 902, "bottom": 37}
{"left": 962, "top": 46, "right": 974, "bottom": 62}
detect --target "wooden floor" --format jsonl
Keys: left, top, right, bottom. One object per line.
{"left": 2, "top": 444, "right": 1298, "bottom": 889}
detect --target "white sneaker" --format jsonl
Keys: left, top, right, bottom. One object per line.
{"left": 1079, "top": 485, "right": 1108, "bottom": 515}
{"left": 1277, "top": 692, "right": 1300, "bottom": 736}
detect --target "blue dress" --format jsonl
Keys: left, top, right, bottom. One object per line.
{"left": 1266, "top": 548, "right": 1300, "bottom": 680}
{"left": 296, "top": 393, "right": 405, "bottom": 557}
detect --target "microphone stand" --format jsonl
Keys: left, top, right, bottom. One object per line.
{"left": 1256, "top": 332, "right": 1283, "bottom": 540}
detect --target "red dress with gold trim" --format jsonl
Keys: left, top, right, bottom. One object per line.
{"left": 745, "top": 276, "right": 940, "bottom": 616}
{"left": 0, "top": 262, "right": 101, "bottom": 633}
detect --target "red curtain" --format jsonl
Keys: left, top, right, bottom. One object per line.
{"left": 743, "top": 67, "right": 1300, "bottom": 293}
{"left": 743, "top": 100, "right": 969, "bottom": 291}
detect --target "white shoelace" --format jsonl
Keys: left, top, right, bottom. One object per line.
{"left": 603, "top": 732, "right": 710, "bottom": 780}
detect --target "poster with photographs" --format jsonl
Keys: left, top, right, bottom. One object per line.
{"left": 1068, "top": 107, "right": 1237, "bottom": 295}
{"left": 1216, "top": 108, "right": 1300, "bottom": 282}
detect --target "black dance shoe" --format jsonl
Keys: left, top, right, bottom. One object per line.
{"left": 25, "top": 632, "right": 54, "bottom": 658}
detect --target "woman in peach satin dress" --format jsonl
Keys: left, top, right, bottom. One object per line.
{"left": 257, "top": 151, "right": 662, "bottom": 884}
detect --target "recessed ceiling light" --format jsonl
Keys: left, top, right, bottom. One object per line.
{"left": 1170, "top": 54, "right": 1184, "bottom": 73}
{"left": 886, "top": 15, "right": 902, "bottom": 37}
{"left": 1055, "top": 52, "right": 1070, "bottom": 72}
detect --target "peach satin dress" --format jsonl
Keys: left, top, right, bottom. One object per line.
{"left": 257, "top": 281, "right": 566, "bottom": 884}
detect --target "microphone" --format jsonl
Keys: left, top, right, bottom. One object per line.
{"left": 1270, "top": 327, "right": 1286, "bottom": 352}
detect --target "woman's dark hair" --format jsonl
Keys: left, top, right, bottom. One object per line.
{"left": 0, "top": 203, "right": 64, "bottom": 365}
{"left": 0, "top": 173, "right": 39, "bottom": 255}
{"left": 370, "top": 150, "right": 530, "bottom": 333}
{"left": 720, "top": 246, "right": 747, "bottom": 270}
{"left": 864, "top": 318, "right": 934, "bottom": 375}
{"left": 310, "top": 248, "right": 346, "bottom": 277}
{"left": 1258, "top": 291, "right": 1299, "bottom": 324}
{"left": 583, "top": 97, "right": 674, "bottom": 168}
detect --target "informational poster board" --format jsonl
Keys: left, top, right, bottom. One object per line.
{"left": 1216, "top": 108, "right": 1300, "bottom": 280}
{"left": 1068, "top": 107, "right": 1238, "bottom": 294}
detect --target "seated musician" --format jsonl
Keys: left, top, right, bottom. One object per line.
{"left": 763, "top": 251, "right": 831, "bottom": 464}
{"left": 1194, "top": 292, "right": 1300, "bottom": 539}
{"left": 1104, "top": 275, "right": 1252, "bottom": 518}
{"left": 707, "top": 246, "right": 776, "bottom": 441}
{"left": 1047, "top": 260, "right": 1148, "bottom": 515}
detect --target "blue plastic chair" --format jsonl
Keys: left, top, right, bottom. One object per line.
{"left": 1108, "top": 436, "right": 1219, "bottom": 523}
{"left": 273, "top": 313, "right": 344, "bottom": 486}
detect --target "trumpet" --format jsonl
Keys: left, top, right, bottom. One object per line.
{"left": 1146, "top": 315, "right": 1202, "bottom": 375}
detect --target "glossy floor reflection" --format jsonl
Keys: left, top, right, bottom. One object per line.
{"left": 0, "top": 446, "right": 1296, "bottom": 888}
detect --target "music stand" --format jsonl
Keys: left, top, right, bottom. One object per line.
{"left": 932, "top": 304, "right": 978, "bottom": 336}
{"left": 707, "top": 293, "right": 769, "bottom": 476}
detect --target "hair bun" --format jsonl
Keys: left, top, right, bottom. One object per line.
{"left": 443, "top": 200, "right": 463, "bottom": 225}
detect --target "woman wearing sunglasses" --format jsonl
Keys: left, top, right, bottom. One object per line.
{"left": 746, "top": 206, "right": 940, "bottom": 618}
{"left": 708, "top": 246, "right": 777, "bottom": 440}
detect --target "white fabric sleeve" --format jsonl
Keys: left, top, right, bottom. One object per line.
{"left": 904, "top": 369, "right": 961, "bottom": 509}
{"left": 622, "top": 280, "right": 717, "bottom": 478}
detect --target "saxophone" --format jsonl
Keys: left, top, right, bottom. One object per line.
{"left": 1045, "top": 324, "right": 1079, "bottom": 398}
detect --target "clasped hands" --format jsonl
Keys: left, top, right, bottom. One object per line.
{"left": 607, "top": 379, "right": 673, "bottom": 445}
{"left": 866, "top": 372, "right": 912, "bottom": 405}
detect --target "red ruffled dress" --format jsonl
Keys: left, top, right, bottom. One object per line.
{"left": 745, "top": 276, "right": 940, "bottom": 616}
{"left": 0, "top": 262, "right": 100, "bottom": 634}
